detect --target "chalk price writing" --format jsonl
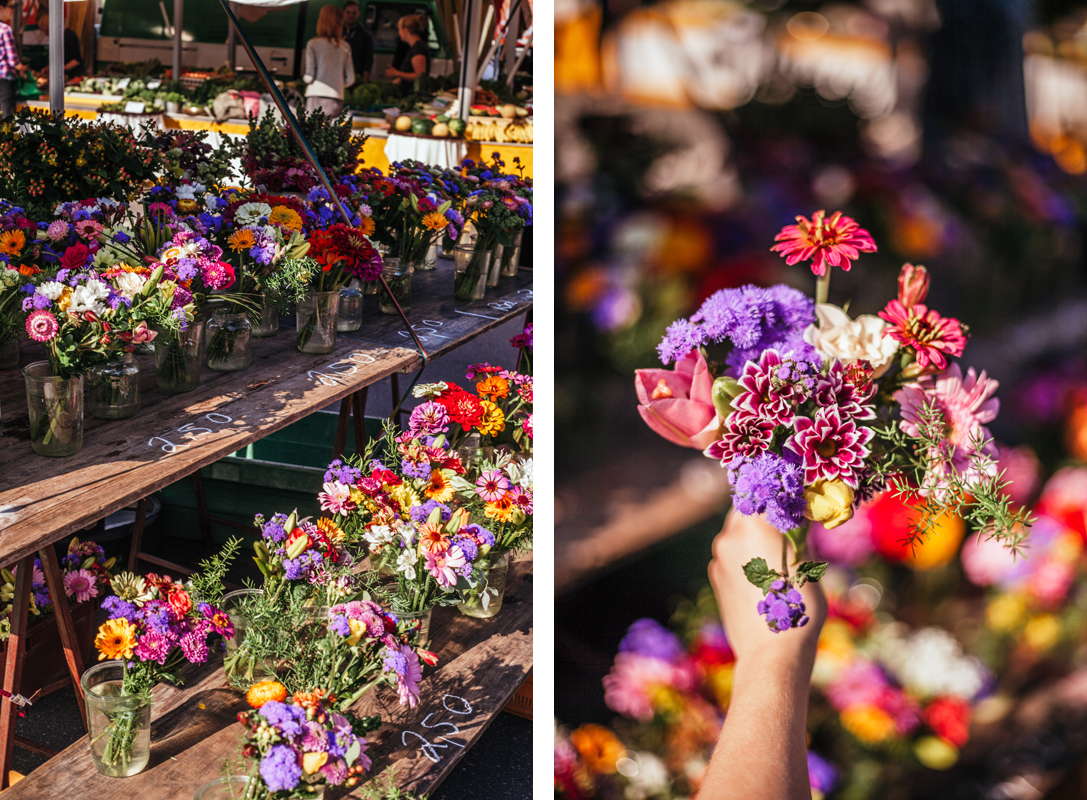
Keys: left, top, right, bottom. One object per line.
{"left": 401, "top": 694, "right": 473, "bottom": 763}
{"left": 516, "top": 288, "right": 533, "bottom": 298}
{"left": 307, "top": 351, "right": 378, "bottom": 386}
{"left": 487, "top": 300, "right": 518, "bottom": 312}
{"left": 397, "top": 320, "right": 452, "bottom": 345}
{"left": 147, "top": 412, "right": 238, "bottom": 453}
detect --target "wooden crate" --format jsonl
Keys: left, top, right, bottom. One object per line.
{"left": 503, "top": 670, "right": 532, "bottom": 720}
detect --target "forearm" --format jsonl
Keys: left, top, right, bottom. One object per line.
{"left": 699, "top": 651, "right": 815, "bottom": 800}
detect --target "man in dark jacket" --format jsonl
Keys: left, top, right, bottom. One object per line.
{"left": 343, "top": 0, "right": 373, "bottom": 83}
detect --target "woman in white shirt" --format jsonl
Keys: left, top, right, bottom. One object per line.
{"left": 303, "top": 5, "right": 354, "bottom": 117}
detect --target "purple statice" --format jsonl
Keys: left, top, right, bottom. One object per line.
{"left": 259, "top": 743, "right": 302, "bottom": 793}
{"left": 657, "top": 285, "right": 819, "bottom": 375}
{"left": 617, "top": 618, "right": 686, "bottom": 664}
{"left": 261, "top": 513, "right": 289, "bottom": 544}
{"left": 728, "top": 452, "right": 807, "bottom": 533}
{"left": 324, "top": 459, "right": 362, "bottom": 485}
{"left": 259, "top": 701, "right": 307, "bottom": 739}
{"left": 330, "top": 614, "right": 351, "bottom": 637}
{"left": 807, "top": 751, "right": 838, "bottom": 794}
{"left": 408, "top": 401, "right": 450, "bottom": 436}
{"left": 758, "top": 580, "right": 809, "bottom": 632}
{"left": 102, "top": 596, "right": 139, "bottom": 623}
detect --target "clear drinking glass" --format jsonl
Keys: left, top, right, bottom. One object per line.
{"left": 86, "top": 353, "right": 140, "bottom": 420}
{"left": 24, "top": 361, "right": 83, "bottom": 457}
{"left": 296, "top": 291, "right": 340, "bottom": 355}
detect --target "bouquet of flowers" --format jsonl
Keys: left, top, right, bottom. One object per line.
{"left": 415, "top": 377, "right": 514, "bottom": 454}
{"left": 466, "top": 361, "right": 534, "bottom": 453}
{"left": 382, "top": 161, "right": 455, "bottom": 266}
{"left": 241, "top": 108, "right": 364, "bottom": 192}
{"left": 0, "top": 537, "right": 116, "bottom": 641}
{"left": 636, "top": 210, "right": 1032, "bottom": 632}
{"left": 0, "top": 202, "right": 44, "bottom": 351}
{"left": 232, "top": 689, "right": 377, "bottom": 798}
{"left": 146, "top": 128, "right": 236, "bottom": 186}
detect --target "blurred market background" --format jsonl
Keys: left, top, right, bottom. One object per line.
{"left": 554, "top": 0, "right": 1087, "bottom": 798}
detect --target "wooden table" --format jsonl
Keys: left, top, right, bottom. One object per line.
{"left": 1, "top": 555, "right": 533, "bottom": 799}
{"left": 0, "top": 261, "right": 533, "bottom": 786}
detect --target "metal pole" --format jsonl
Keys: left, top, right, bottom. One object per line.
{"left": 226, "top": 2, "right": 237, "bottom": 70}
{"left": 48, "top": 0, "right": 63, "bottom": 112}
{"left": 456, "top": 0, "right": 478, "bottom": 121}
{"left": 479, "top": 0, "right": 521, "bottom": 84}
{"left": 12, "top": 0, "right": 21, "bottom": 60}
{"left": 172, "top": 0, "right": 183, "bottom": 81}
{"left": 503, "top": 2, "right": 522, "bottom": 80}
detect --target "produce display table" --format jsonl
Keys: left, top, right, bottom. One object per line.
{"left": 0, "top": 261, "right": 533, "bottom": 786}
{"left": 384, "top": 133, "right": 469, "bottom": 170}
{"left": 0, "top": 555, "right": 534, "bottom": 799}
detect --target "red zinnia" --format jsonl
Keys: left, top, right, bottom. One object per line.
{"left": 438, "top": 390, "right": 484, "bottom": 429}
{"left": 924, "top": 696, "right": 971, "bottom": 748}
{"left": 878, "top": 300, "right": 967, "bottom": 374}
{"left": 771, "top": 210, "right": 877, "bottom": 276}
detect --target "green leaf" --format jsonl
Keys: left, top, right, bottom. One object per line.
{"left": 795, "top": 561, "right": 828, "bottom": 585}
{"left": 345, "top": 739, "right": 361, "bottom": 767}
{"left": 742, "top": 557, "right": 779, "bottom": 594}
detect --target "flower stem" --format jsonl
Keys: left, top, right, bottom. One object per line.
{"left": 781, "top": 534, "right": 789, "bottom": 580}
{"left": 815, "top": 271, "right": 830, "bottom": 305}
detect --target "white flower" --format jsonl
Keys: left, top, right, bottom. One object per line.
{"left": 113, "top": 272, "right": 146, "bottom": 299}
{"left": 804, "top": 303, "right": 899, "bottom": 378}
{"left": 67, "top": 281, "right": 110, "bottom": 316}
{"left": 395, "top": 549, "right": 417, "bottom": 580}
{"left": 412, "top": 381, "right": 449, "bottom": 399}
{"left": 204, "top": 194, "right": 221, "bottom": 212}
{"left": 362, "top": 524, "right": 397, "bottom": 548}
{"left": 38, "top": 281, "right": 66, "bottom": 301}
{"left": 509, "top": 457, "right": 533, "bottom": 490}
{"left": 875, "top": 624, "right": 989, "bottom": 700}
{"left": 622, "top": 753, "right": 670, "bottom": 800}
{"left": 235, "top": 202, "right": 272, "bottom": 226}
{"left": 175, "top": 184, "right": 199, "bottom": 200}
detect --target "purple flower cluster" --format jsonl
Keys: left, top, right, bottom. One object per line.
{"left": 324, "top": 459, "right": 362, "bottom": 485}
{"left": 728, "top": 453, "right": 807, "bottom": 533}
{"left": 328, "top": 601, "right": 424, "bottom": 708}
{"left": 657, "top": 285, "right": 818, "bottom": 374}
{"left": 758, "top": 580, "right": 809, "bottom": 632}
{"left": 260, "top": 513, "right": 290, "bottom": 544}
{"left": 618, "top": 619, "right": 686, "bottom": 664}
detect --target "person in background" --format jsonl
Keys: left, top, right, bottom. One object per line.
{"left": 0, "top": 0, "right": 27, "bottom": 116}
{"left": 342, "top": 0, "right": 373, "bottom": 84}
{"left": 302, "top": 4, "right": 354, "bottom": 117}
{"left": 384, "top": 13, "right": 430, "bottom": 87}
{"left": 36, "top": 12, "right": 84, "bottom": 81}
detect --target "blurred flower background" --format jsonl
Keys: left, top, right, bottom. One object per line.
{"left": 555, "top": 0, "right": 1087, "bottom": 798}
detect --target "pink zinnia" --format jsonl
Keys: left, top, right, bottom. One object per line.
{"left": 771, "top": 210, "right": 877, "bottom": 276}
{"left": 63, "top": 569, "right": 98, "bottom": 603}
{"left": 878, "top": 300, "right": 967, "bottom": 374}
{"left": 200, "top": 260, "right": 235, "bottom": 291}
{"left": 732, "top": 349, "right": 802, "bottom": 426}
{"left": 425, "top": 545, "right": 466, "bottom": 588}
{"left": 602, "top": 651, "right": 697, "bottom": 721}
{"left": 475, "top": 470, "right": 510, "bottom": 502}
{"left": 509, "top": 485, "right": 533, "bottom": 515}
{"left": 706, "top": 411, "right": 775, "bottom": 465}
{"left": 26, "top": 309, "right": 59, "bottom": 342}
{"left": 786, "top": 405, "right": 874, "bottom": 488}
{"left": 522, "top": 415, "right": 532, "bottom": 440}
{"left": 318, "top": 481, "right": 355, "bottom": 514}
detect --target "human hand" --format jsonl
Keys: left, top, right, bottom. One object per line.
{"left": 708, "top": 510, "right": 826, "bottom": 667}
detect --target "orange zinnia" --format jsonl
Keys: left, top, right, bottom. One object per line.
{"left": 484, "top": 495, "right": 516, "bottom": 522}
{"left": 476, "top": 375, "right": 509, "bottom": 401}
{"left": 269, "top": 205, "right": 303, "bottom": 232}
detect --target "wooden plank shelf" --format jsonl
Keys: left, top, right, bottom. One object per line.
{"left": 0, "top": 556, "right": 533, "bottom": 800}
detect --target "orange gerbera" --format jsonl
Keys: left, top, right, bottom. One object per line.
{"left": 484, "top": 495, "right": 516, "bottom": 522}
{"left": 95, "top": 618, "right": 137, "bottom": 661}
{"left": 227, "top": 229, "right": 256, "bottom": 253}
{"left": 316, "top": 517, "right": 346, "bottom": 544}
{"left": 269, "top": 205, "right": 303, "bottom": 232}
{"left": 357, "top": 216, "right": 376, "bottom": 236}
{"left": 0, "top": 229, "right": 26, "bottom": 257}
{"left": 476, "top": 375, "right": 509, "bottom": 401}
{"left": 422, "top": 211, "right": 448, "bottom": 231}
{"left": 424, "top": 469, "right": 455, "bottom": 502}
{"left": 418, "top": 523, "right": 450, "bottom": 554}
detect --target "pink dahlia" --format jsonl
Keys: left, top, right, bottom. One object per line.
{"left": 771, "top": 210, "right": 877, "bottom": 276}
{"left": 476, "top": 469, "right": 510, "bottom": 502}
{"left": 318, "top": 481, "right": 355, "bottom": 514}
{"left": 63, "top": 569, "right": 98, "bottom": 603}
{"left": 786, "top": 405, "right": 874, "bottom": 487}
{"left": 732, "top": 349, "right": 803, "bottom": 426}
{"left": 25, "top": 309, "right": 59, "bottom": 342}
{"left": 878, "top": 300, "right": 967, "bottom": 374}
{"left": 811, "top": 361, "right": 876, "bottom": 420}
{"left": 133, "top": 628, "right": 173, "bottom": 665}
{"left": 896, "top": 364, "right": 999, "bottom": 464}
{"left": 705, "top": 411, "right": 775, "bottom": 465}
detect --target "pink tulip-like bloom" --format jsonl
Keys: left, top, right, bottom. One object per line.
{"left": 878, "top": 299, "right": 967, "bottom": 374}
{"left": 425, "top": 545, "right": 466, "bottom": 588}
{"left": 26, "top": 309, "right": 59, "bottom": 342}
{"left": 731, "top": 349, "right": 803, "bottom": 427}
{"left": 124, "top": 321, "right": 157, "bottom": 345}
{"left": 602, "top": 651, "right": 697, "bottom": 721}
{"left": 63, "top": 569, "right": 98, "bottom": 603}
{"left": 785, "top": 405, "right": 874, "bottom": 488}
{"left": 897, "top": 263, "right": 930, "bottom": 309}
{"left": 771, "top": 210, "right": 877, "bottom": 276}
{"left": 635, "top": 349, "right": 719, "bottom": 450}
{"left": 318, "top": 481, "right": 355, "bottom": 514}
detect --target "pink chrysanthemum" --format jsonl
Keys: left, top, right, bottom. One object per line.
{"left": 731, "top": 349, "right": 803, "bottom": 426}
{"left": 475, "top": 470, "right": 510, "bottom": 502}
{"left": 602, "top": 652, "right": 697, "bottom": 721}
{"left": 705, "top": 412, "right": 776, "bottom": 465}
{"left": 45, "top": 220, "right": 69, "bottom": 241}
{"left": 133, "top": 628, "right": 173, "bottom": 665}
{"left": 63, "top": 569, "right": 98, "bottom": 603}
{"left": 771, "top": 210, "right": 877, "bottom": 276}
{"left": 878, "top": 300, "right": 967, "bottom": 374}
{"left": 785, "top": 405, "right": 874, "bottom": 488}
{"left": 811, "top": 361, "right": 876, "bottom": 420}
{"left": 318, "top": 481, "right": 355, "bottom": 515}
{"left": 25, "top": 309, "right": 59, "bottom": 342}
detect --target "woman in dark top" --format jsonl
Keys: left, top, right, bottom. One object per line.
{"left": 384, "top": 14, "right": 429, "bottom": 86}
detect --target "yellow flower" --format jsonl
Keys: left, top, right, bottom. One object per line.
{"left": 476, "top": 400, "right": 505, "bottom": 436}
{"left": 346, "top": 618, "right": 366, "bottom": 646}
{"left": 904, "top": 511, "right": 964, "bottom": 571}
{"left": 423, "top": 470, "right": 455, "bottom": 502}
{"left": 484, "top": 495, "right": 516, "bottom": 522}
{"left": 422, "top": 211, "right": 448, "bottom": 231}
{"left": 705, "top": 663, "right": 734, "bottom": 709}
{"left": 95, "top": 618, "right": 137, "bottom": 661}
{"left": 302, "top": 751, "right": 329, "bottom": 774}
{"left": 316, "top": 517, "right": 345, "bottom": 544}
{"left": 227, "top": 229, "right": 256, "bottom": 253}
{"left": 357, "top": 216, "right": 376, "bottom": 236}
{"left": 840, "top": 704, "right": 896, "bottom": 744}
{"left": 386, "top": 483, "right": 421, "bottom": 515}
{"left": 646, "top": 684, "right": 686, "bottom": 716}
{"left": 817, "top": 618, "right": 856, "bottom": 665}
{"left": 269, "top": 205, "right": 303, "bottom": 232}
{"left": 1023, "top": 613, "right": 1062, "bottom": 652}
{"left": 55, "top": 287, "right": 73, "bottom": 313}
{"left": 569, "top": 724, "right": 624, "bottom": 774}
{"left": 476, "top": 375, "right": 509, "bottom": 401}
{"left": 986, "top": 593, "right": 1027, "bottom": 633}
{"left": 914, "top": 737, "right": 959, "bottom": 770}
{"left": 0, "top": 230, "right": 26, "bottom": 257}
{"left": 804, "top": 479, "right": 855, "bottom": 529}
{"left": 176, "top": 198, "right": 199, "bottom": 214}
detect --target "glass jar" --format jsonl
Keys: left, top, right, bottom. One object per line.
{"left": 87, "top": 353, "right": 140, "bottom": 420}
{"left": 391, "top": 604, "right": 434, "bottom": 648}
{"left": 414, "top": 240, "right": 438, "bottom": 272}
{"left": 453, "top": 237, "right": 491, "bottom": 301}
{"left": 337, "top": 280, "right": 363, "bottom": 332}
{"left": 206, "top": 310, "right": 252, "bottom": 372}
{"left": 379, "top": 258, "right": 413, "bottom": 316}
{"left": 0, "top": 338, "right": 18, "bottom": 369}
{"left": 369, "top": 546, "right": 397, "bottom": 576}
{"left": 24, "top": 361, "right": 83, "bottom": 457}
{"left": 456, "top": 432, "right": 494, "bottom": 473}
{"left": 457, "top": 551, "right": 511, "bottom": 618}
{"left": 499, "top": 230, "right": 523, "bottom": 277}
{"left": 440, "top": 232, "right": 456, "bottom": 257}
{"left": 155, "top": 321, "right": 205, "bottom": 393}
{"left": 81, "top": 661, "right": 152, "bottom": 777}
{"left": 296, "top": 291, "right": 339, "bottom": 355}
{"left": 250, "top": 292, "right": 279, "bottom": 338}
{"left": 194, "top": 777, "right": 253, "bottom": 800}
{"left": 488, "top": 242, "right": 504, "bottom": 288}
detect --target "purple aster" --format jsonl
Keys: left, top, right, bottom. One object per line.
{"left": 31, "top": 294, "right": 52, "bottom": 310}
{"left": 259, "top": 744, "right": 302, "bottom": 793}
{"left": 808, "top": 751, "right": 838, "bottom": 794}
{"left": 785, "top": 406, "right": 874, "bottom": 488}
{"left": 617, "top": 618, "right": 685, "bottom": 663}
{"left": 705, "top": 412, "right": 776, "bottom": 466}
{"left": 731, "top": 350, "right": 804, "bottom": 426}
{"left": 408, "top": 401, "right": 450, "bottom": 436}
{"left": 728, "top": 452, "right": 807, "bottom": 533}
{"left": 259, "top": 701, "right": 307, "bottom": 739}
{"left": 250, "top": 239, "right": 276, "bottom": 265}
{"left": 453, "top": 536, "right": 479, "bottom": 562}
{"left": 757, "top": 579, "right": 809, "bottom": 632}
{"left": 179, "top": 629, "right": 209, "bottom": 663}
{"left": 461, "top": 523, "right": 495, "bottom": 550}
{"left": 811, "top": 361, "right": 875, "bottom": 420}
